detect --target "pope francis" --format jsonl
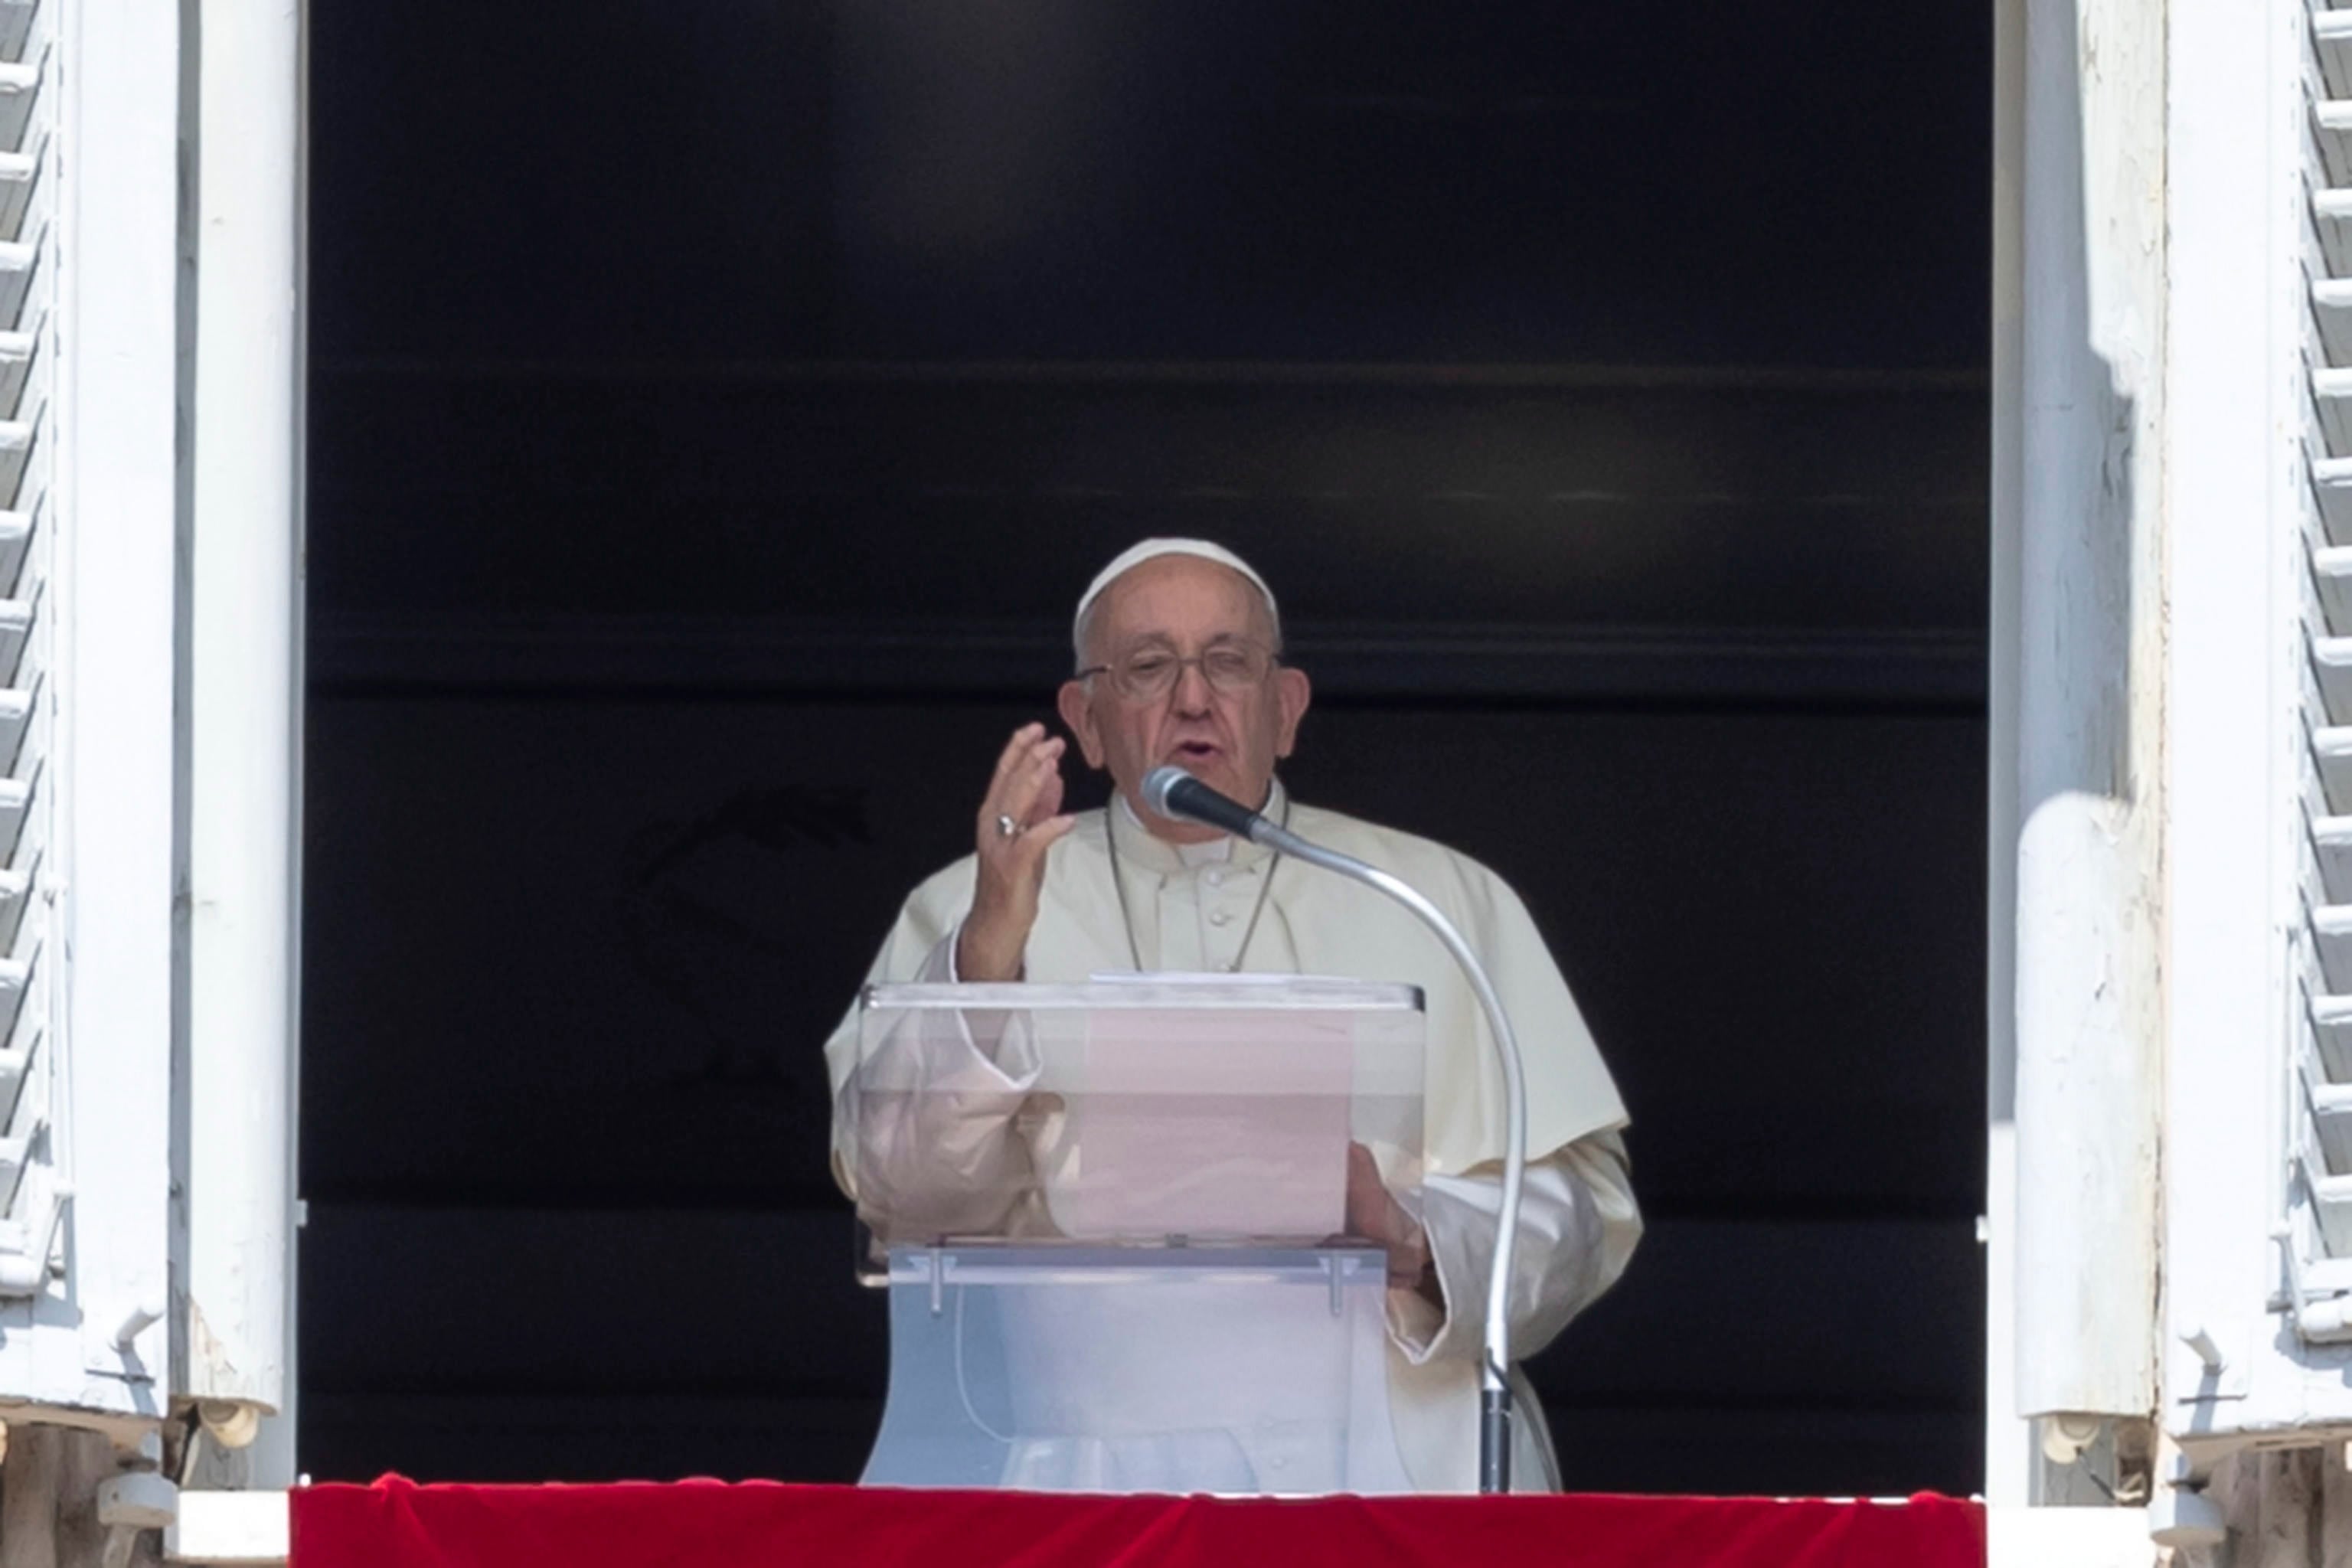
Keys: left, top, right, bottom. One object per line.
{"left": 825, "top": 537, "right": 1640, "bottom": 1493}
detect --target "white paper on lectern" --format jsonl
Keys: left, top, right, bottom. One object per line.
{"left": 1086, "top": 971, "right": 1312, "bottom": 986}
{"left": 1055, "top": 975, "right": 1354, "bottom": 1239}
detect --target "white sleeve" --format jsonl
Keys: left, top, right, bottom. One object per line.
{"left": 1383, "top": 1129, "right": 1642, "bottom": 1367}
{"left": 830, "top": 920, "right": 1044, "bottom": 1236}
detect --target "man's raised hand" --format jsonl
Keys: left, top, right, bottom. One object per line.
{"left": 956, "top": 723, "right": 1080, "bottom": 982}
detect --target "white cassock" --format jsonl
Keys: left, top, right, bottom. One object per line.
{"left": 823, "top": 778, "right": 1640, "bottom": 1493}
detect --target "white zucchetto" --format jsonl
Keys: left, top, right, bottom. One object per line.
{"left": 1071, "top": 538, "right": 1281, "bottom": 662}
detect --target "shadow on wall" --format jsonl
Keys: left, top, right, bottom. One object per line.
{"left": 622, "top": 784, "right": 876, "bottom": 1089}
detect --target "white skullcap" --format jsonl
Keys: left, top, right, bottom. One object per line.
{"left": 1071, "top": 538, "right": 1280, "bottom": 663}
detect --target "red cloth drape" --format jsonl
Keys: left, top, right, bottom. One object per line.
{"left": 292, "top": 1479, "right": 1986, "bottom": 1568}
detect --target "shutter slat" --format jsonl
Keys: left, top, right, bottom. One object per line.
{"left": 0, "top": 139, "right": 47, "bottom": 247}
{"left": 0, "top": 237, "right": 41, "bottom": 334}
{"left": 0, "top": 2, "right": 42, "bottom": 67}
{"left": 0, "top": 499, "right": 44, "bottom": 596}
{"left": 2307, "top": 634, "right": 2352, "bottom": 720}
{"left": 0, "top": 55, "right": 45, "bottom": 155}
{"left": 2313, "top": 103, "right": 2352, "bottom": 188}
{"left": 2313, "top": 542, "right": 2352, "bottom": 628}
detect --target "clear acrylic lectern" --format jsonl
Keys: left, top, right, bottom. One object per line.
{"left": 845, "top": 978, "right": 1426, "bottom": 1494}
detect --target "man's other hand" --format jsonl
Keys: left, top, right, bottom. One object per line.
{"left": 1344, "top": 1141, "right": 1439, "bottom": 1300}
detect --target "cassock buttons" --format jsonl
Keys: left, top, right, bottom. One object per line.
{"left": 1207, "top": 908, "right": 1233, "bottom": 927}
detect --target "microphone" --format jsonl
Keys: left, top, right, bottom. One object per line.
{"left": 1142, "top": 766, "right": 1273, "bottom": 843}
{"left": 1143, "top": 758, "right": 1531, "bottom": 1494}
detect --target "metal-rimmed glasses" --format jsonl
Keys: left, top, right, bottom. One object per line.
{"left": 1075, "top": 641, "right": 1278, "bottom": 703}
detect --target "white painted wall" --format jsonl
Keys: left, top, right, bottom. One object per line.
{"left": 2008, "top": 0, "right": 2166, "bottom": 1429}
{"left": 178, "top": 0, "right": 305, "bottom": 1445}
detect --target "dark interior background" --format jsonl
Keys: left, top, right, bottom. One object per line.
{"left": 299, "top": 1, "right": 1991, "bottom": 1495}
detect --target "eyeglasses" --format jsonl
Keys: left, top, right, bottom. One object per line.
{"left": 1076, "top": 642, "right": 1276, "bottom": 702}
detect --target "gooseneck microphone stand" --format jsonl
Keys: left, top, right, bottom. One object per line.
{"left": 1142, "top": 768, "right": 1530, "bottom": 1494}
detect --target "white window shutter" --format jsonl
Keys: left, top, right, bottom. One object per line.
{"left": 0, "top": 0, "right": 178, "bottom": 1419}
{"left": 2151, "top": 0, "right": 2352, "bottom": 1458}
{"left": 2294, "top": 1, "right": 2352, "bottom": 1324}
{"left": 0, "top": 0, "right": 61, "bottom": 1302}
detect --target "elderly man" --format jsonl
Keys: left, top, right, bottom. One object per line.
{"left": 825, "top": 538, "right": 1638, "bottom": 1493}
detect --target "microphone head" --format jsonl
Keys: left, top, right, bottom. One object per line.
{"left": 1141, "top": 766, "right": 1266, "bottom": 841}
{"left": 1142, "top": 765, "right": 1192, "bottom": 818}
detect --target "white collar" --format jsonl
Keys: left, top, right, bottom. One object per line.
{"left": 1109, "top": 776, "right": 1288, "bottom": 877}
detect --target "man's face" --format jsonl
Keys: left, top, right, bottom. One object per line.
{"left": 1056, "top": 556, "right": 1312, "bottom": 841}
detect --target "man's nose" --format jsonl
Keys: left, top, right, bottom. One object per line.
{"left": 1170, "top": 659, "right": 1214, "bottom": 712}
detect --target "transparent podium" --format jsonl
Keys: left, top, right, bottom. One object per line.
{"left": 846, "top": 978, "right": 1426, "bottom": 1494}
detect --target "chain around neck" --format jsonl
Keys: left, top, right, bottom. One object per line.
{"left": 1104, "top": 792, "right": 1289, "bottom": 974}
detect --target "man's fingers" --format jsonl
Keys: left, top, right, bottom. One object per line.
{"left": 994, "top": 737, "right": 1067, "bottom": 829}
{"left": 1014, "top": 814, "right": 1080, "bottom": 860}
{"left": 985, "top": 722, "right": 1050, "bottom": 793}
{"left": 978, "top": 725, "right": 1064, "bottom": 836}
{"left": 1034, "top": 763, "right": 1067, "bottom": 825}
{"left": 1023, "top": 739, "right": 1067, "bottom": 825}
{"left": 1344, "top": 1143, "right": 1411, "bottom": 1245}
{"left": 993, "top": 744, "right": 1058, "bottom": 827}
{"left": 984, "top": 727, "right": 1060, "bottom": 799}
{"left": 987, "top": 723, "right": 1036, "bottom": 781}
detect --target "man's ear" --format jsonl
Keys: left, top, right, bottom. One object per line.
{"left": 1057, "top": 680, "right": 1106, "bottom": 769}
{"left": 1272, "top": 665, "right": 1312, "bottom": 758}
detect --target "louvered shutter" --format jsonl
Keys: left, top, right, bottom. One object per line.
{"left": 0, "top": 0, "right": 63, "bottom": 1302}
{"left": 2295, "top": 2, "right": 2352, "bottom": 1331}
{"left": 0, "top": 0, "right": 181, "bottom": 1417}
